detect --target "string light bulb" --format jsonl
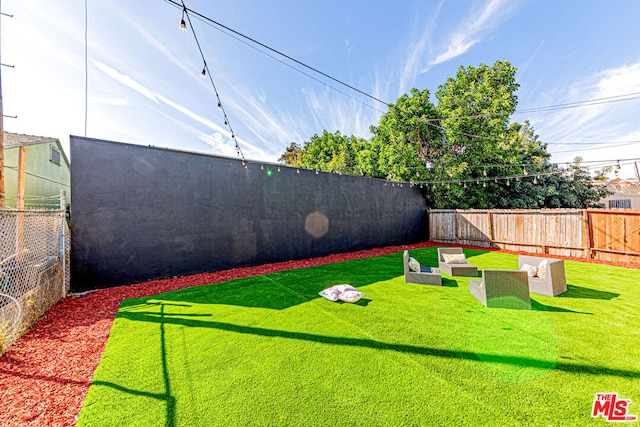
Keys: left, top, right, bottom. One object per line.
{"left": 534, "top": 175, "right": 538, "bottom": 185}
{"left": 483, "top": 167, "right": 487, "bottom": 177}
{"left": 180, "top": 6, "right": 186, "bottom": 31}
{"left": 217, "top": 102, "right": 222, "bottom": 110}
{"left": 201, "top": 67, "right": 206, "bottom": 78}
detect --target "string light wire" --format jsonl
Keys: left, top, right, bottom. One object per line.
{"left": 164, "top": 0, "right": 389, "bottom": 107}
{"left": 179, "top": 0, "right": 246, "bottom": 163}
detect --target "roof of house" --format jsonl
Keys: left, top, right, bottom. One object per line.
{"left": 3, "top": 132, "right": 60, "bottom": 149}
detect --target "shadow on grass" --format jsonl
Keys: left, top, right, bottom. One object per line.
{"left": 531, "top": 299, "right": 592, "bottom": 314}
{"left": 90, "top": 380, "right": 176, "bottom": 425}
{"left": 117, "top": 309, "right": 640, "bottom": 379}
{"left": 120, "top": 249, "right": 490, "bottom": 311}
{"left": 442, "top": 278, "right": 459, "bottom": 287}
{"left": 558, "top": 284, "right": 619, "bottom": 300}
{"left": 83, "top": 303, "right": 177, "bottom": 427}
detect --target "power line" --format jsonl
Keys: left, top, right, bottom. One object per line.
{"left": 424, "top": 91, "right": 640, "bottom": 122}
{"left": 165, "top": 0, "right": 640, "bottom": 126}
{"left": 163, "top": 0, "right": 389, "bottom": 107}
{"left": 424, "top": 120, "right": 640, "bottom": 158}
{"left": 516, "top": 92, "right": 640, "bottom": 114}
{"left": 175, "top": 7, "right": 388, "bottom": 115}
{"left": 84, "top": 0, "right": 88, "bottom": 137}
{"left": 549, "top": 143, "right": 640, "bottom": 155}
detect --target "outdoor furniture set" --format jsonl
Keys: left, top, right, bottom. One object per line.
{"left": 404, "top": 248, "right": 567, "bottom": 310}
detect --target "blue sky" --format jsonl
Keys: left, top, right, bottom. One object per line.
{"left": 2, "top": 0, "right": 640, "bottom": 178}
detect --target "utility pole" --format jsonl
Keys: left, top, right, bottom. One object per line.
{"left": 0, "top": 0, "right": 5, "bottom": 208}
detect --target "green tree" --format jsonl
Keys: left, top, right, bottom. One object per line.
{"left": 278, "top": 60, "right": 611, "bottom": 210}
{"left": 279, "top": 131, "right": 367, "bottom": 175}
{"left": 368, "top": 88, "right": 442, "bottom": 181}
{"left": 278, "top": 142, "right": 305, "bottom": 167}
{"left": 428, "top": 60, "right": 521, "bottom": 208}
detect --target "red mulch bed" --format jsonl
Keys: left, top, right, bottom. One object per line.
{"left": 0, "top": 241, "right": 636, "bottom": 426}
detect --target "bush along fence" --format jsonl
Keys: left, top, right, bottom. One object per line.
{"left": 429, "top": 208, "right": 640, "bottom": 265}
{"left": 0, "top": 192, "right": 70, "bottom": 355}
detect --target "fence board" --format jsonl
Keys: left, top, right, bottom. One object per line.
{"left": 429, "top": 208, "right": 639, "bottom": 264}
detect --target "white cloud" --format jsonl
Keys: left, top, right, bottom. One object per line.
{"left": 198, "top": 132, "right": 237, "bottom": 157}
{"left": 400, "top": 0, "right": 445, "bottom": 93}
{"left": 91, "top": 59, "right": 159, "bottom": 103}
{"left": 532, "top": 62, "right": 640, "bottom": 177}
{"left": 427, "top": 0, "right": 516, "bottom": 67}
{"left": 517, "top": 40, "right": 545, "bottom": 79}
{"left": 595, "top": 63, "right": 640, "bottom": 94}
{"left": 345, "top": 39, "right": 354, "bottom": 54}
{"left": 301, "top": 86, "right": 377, "bottom": 140}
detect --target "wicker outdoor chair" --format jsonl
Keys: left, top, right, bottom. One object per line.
{"left": 437, "top": 247, "right": 478, "bottom": 276}
{"left": 403, "top": 250, "right": 442, "bottom": 286}
{"left": 469, "top": 269, "right": 531, "bottom": 309}
{"left": 518, "top": 255, "right": 567, "bottom": 296}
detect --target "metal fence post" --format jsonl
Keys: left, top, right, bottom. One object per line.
{"left": 59, "top": 190, "right": 66, "bottom": 297}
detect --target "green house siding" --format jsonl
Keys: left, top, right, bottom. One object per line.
{"left": 3, "top": 142, "right": 71, "bottom": 209}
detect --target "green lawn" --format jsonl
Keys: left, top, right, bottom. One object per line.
{"left": 77, "top": 248, "right": 640, "bottom": 426}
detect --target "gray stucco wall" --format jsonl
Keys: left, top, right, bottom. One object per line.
{"left": 70, "top": 136, "right": 427, "bottom": 291}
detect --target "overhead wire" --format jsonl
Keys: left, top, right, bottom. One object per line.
{"left": 179, "top": 0, "right": 246, "bottom": 163}
{"left": 424, "top": 120, "right": 640, "bottom": 158}
{"left": 161, "top": 0, "right": 640, "bottom": 143}
{"left": 161, "top": 0, "right": 387, "bottom": 114}
{"left": 163, "top": 0, "right": 389, "bottom": 107}
{"left": 158, "top": 1, "right": 639, "bottom": 180}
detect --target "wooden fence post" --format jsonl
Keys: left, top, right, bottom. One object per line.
{"left": 487, "top": 210, "right": 493, "bottom": 247}
{"left": 583, "top": 209, "right": 593, "bottom": 259}
{"left": 454, "top": 210, "right": 459, "bottom": 244}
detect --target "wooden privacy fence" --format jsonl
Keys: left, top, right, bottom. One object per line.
{"left": 429, "top": 208, "right": 640, "bottom": 265}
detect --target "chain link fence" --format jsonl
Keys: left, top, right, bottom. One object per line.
{"left": 0, "top": 205, "right": 70, "bottom": 355}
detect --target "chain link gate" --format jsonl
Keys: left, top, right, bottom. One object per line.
{"left": 0, "top": 195, "right": 70, "bottom": 355}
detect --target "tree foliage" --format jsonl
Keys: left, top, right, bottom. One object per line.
{"left": 278, "top": 60, "right": 609, "bottom": 209}
{"left": 278, "top": 131, "right": 367, "bottom": 175}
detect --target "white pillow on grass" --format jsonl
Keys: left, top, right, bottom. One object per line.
{"left": 332, "top": 284, "right": 357, "bottom": 294}
{"left": 442, "top": 253, "right": 467, "bottom": 264}
{"left": 408, "top": 257, "right": 420, "bottom": 272}
{"left": 319, "top": 284, "right": 359, "bottom": 302}
{"left": 319, "top": 287, "right": 341, "bottom": 301}
{"left": 338, "top": 290, "right": 364, "bottom": 303}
